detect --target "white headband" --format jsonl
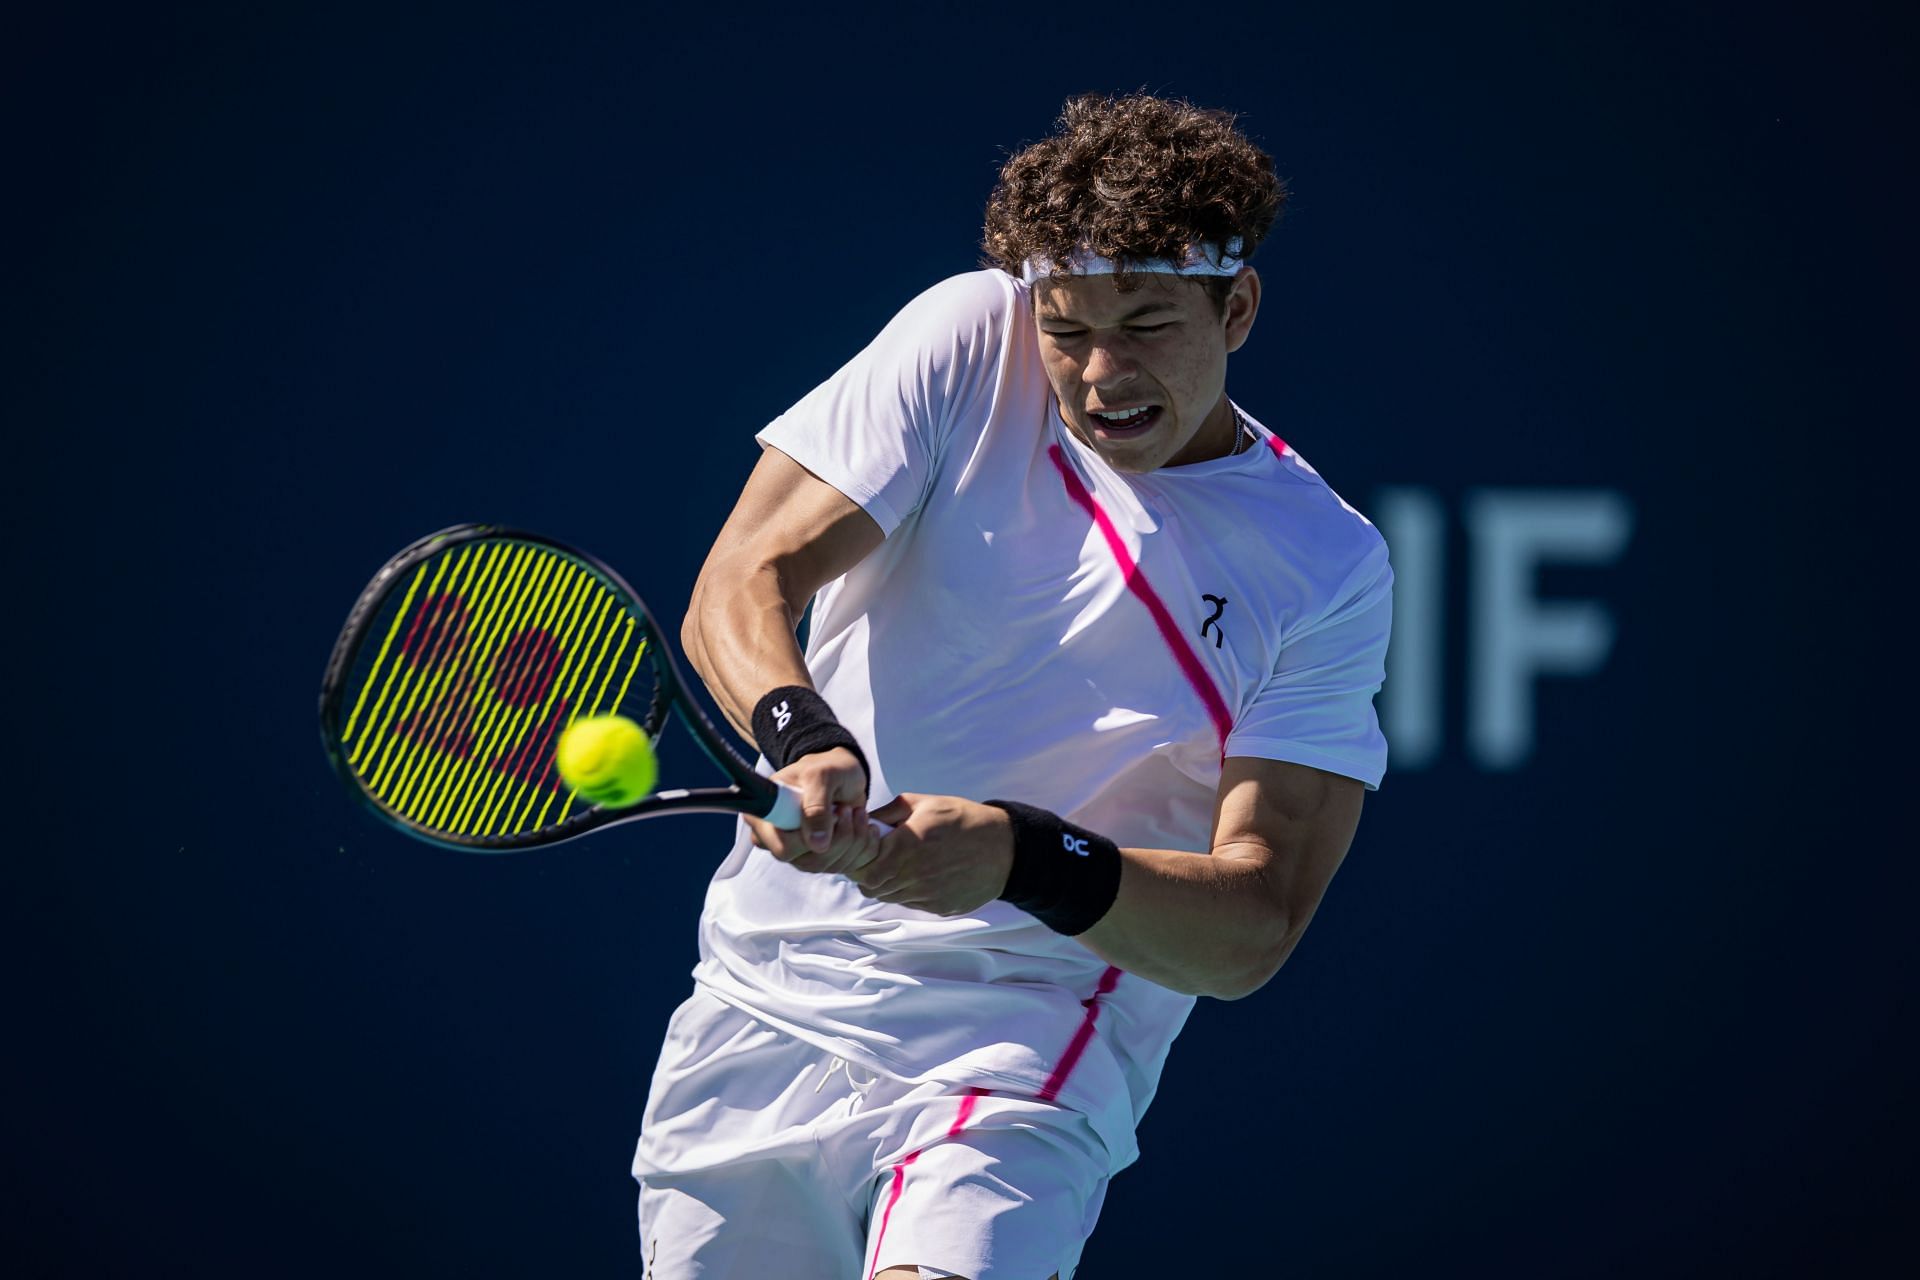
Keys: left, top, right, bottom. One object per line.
{"left": 1020, "top": 238, "right": 1245, "bottom": 285}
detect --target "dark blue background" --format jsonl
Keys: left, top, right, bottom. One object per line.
{"left": 8, "top": 2, "right": 1911, "bottom": 1274}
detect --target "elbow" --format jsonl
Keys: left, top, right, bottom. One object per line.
{"left": 679, "top": 598, "right": 698, "bottom": 658}
{"left": 1204, "top": 966, "right": 1276, "bottom": 1002}
{"left": 680, "top": 581, "right": 712, "bottom": 682}
{"left": 1204, "top": 921, "right": 1301, "bottom": 1002}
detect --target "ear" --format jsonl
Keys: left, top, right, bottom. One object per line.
{"left": 1223, "top": 268, "right": 1261, "bottom": 354}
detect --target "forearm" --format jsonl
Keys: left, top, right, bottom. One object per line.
{"left": 688, "top": 548, "right": 876, "bottom": 862}
{"left": 1075, "top": 844, "right": 1299, "bottom": 1000}
{"left": 680, "top": 447, "right": 884, "bottom": 742}
{"left": 682, "top": 560, "right": 813, "bottom": 740}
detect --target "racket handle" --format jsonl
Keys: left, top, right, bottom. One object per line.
{"left": 764, "top": 783, "right": 805, "bottom": 829}
{"left": 762, "top": 783, "right": 892, "bottom": 836}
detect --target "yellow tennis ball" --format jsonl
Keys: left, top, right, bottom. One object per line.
{"left": 555, "top": 715, "right": 656, "bottom": 809}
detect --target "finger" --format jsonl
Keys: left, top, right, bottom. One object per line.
{"left": 874, "top": 821, "right": 916, "bottom": 859}
{"left": 857, "top": 846, "right": 913, "bottom": 895}
{"left": 859, "top": 877, "right": 904, "bottom": 903}
{"left": 811, "top": 822, "right": 873, "bottom": 877}
{"left": 800, "top": 786, "right": 836, "bottom": 853}
{"left": 837, "top": 831, "right": 884, "bottom": 877}
{"left": 743, "top": 813, "right": 776, "bottom": 851}
{"left": 756, "top": 801, "right": 877, "bottom": 873}
{"left": 780, "top": 831, "right": 859, "bottom": 874}
{"left": 745, "top": 815, "right": 801, "bottom": 862}
{"left": 871, "top": 795, "right": 913, "bottom": 826}
{"left": 839, "top": 803, "right": 886, "bottom": 862}
{"left": 848, "top": 849, "right": 891, "bottom": 891}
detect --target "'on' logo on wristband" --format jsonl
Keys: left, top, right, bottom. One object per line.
{"left": 1062, "top": 834, "right": 1091, "bottom": 856}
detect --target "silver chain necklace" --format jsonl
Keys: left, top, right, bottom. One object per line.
{"left": 1229, "top": 405, "right": 1252, "bottom": 456}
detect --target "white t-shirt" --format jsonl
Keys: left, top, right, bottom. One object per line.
{"left": 691, "top": 270, "right": 1391, "bottom": 1172}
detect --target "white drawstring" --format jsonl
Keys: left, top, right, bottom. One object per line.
{"left": 812, "top": 1053, "right": 879, "bottom": 1099}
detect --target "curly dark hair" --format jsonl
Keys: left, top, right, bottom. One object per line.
{"left": 982, "top": 92, "right": 1287, "bottom": 303}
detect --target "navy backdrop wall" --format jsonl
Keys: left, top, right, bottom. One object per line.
{"left": 8, "top": 2, "right": 1911, "bottom": 1275}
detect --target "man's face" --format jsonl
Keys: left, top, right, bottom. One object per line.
{"left": 1033, "top": 269, "right": 1260, "bottom": 473}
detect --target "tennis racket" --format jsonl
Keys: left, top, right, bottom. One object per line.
{"left": 318, "top": 524, "right": 805, "bottom": 852}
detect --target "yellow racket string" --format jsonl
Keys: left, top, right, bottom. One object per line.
{"left": 408, "top": 560, "right": 583, "bottom": 828}
{"left": 365, "top": 544, "right": 519, "bottom": 800}
{"left": 427, "top": 569, "right": 597, "bottom": 832}
{"left": 380, "top": 544, "right": 524, "bottom": 811}
{"left": 492, "top": 595, "right": 632, "bottom": 835}
{"left": 528, "top": 597, "right": 629, "bottom": 831}
{"left": 453, "top": 557, "right": 590, "bottom": 834}
{"left": 356, "top": 545, "right": 484, "bottom": 787}
{"left": 404, "top": 546, "right": 561, "bottom": 827}
{"left": 338, "top": 537, "right": 658, "bottom": 839}
{"left": 339, "top": 560, "right": 430, "bottom": 750}
{"left": 470, "top": 590, "right": 633, "bottom": 835}
{"left": 552, "top": 618, "right": 647, "bottom": 826}
{"left": 449, "top": 572, "right": 630, "bottom": 835}
{"left": 360, "top": 544, "right": 494, "bottom": 797}
{"left": 346, "top": 549, "right": 460, "bottom": 768}
{"left": 385, "top": 547, "right": 552, "bottom": 817}
{"left": 541, "top": 606, "right": 637, "bottom": 825}
{"left": 390, "top": 550, "right": 546, "bottom": 822}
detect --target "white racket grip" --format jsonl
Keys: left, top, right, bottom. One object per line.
{"left": 764, "top": 782, "right": 805, "bottom": 829}
{"left": 762, "top": 783, "right": 892, "bottom": 835}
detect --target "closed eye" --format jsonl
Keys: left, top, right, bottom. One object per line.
{"left": 1042, "top": 322, "right": 1175, "bottom": 339}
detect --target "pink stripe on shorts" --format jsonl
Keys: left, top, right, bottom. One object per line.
{"left": 636, "top": 989, "right": 1109, "bottom": 1280}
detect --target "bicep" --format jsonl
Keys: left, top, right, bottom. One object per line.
{"left": 1210, "top": 755, "right": 1366, "bottom": 937}
{"left": 696, "top": 445, "right": 886, "bottom": 614}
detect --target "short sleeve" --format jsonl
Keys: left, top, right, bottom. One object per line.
{"left": 1224, "top": 539, "right": 1393, "bottom": 789}
{"left": 756, "top": 271, "right": 1016, "bottom": 537}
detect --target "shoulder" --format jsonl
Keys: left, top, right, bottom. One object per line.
{"left": 1211, "top": 440, "right": 1392, "bottom": 638}
{"left": 907, "top": 268, "right": 1023, "bottom": 313}
{"left": 853, "top": 272, "right": 1032, "bottom": 424}
{"left": 1255, "top": 442, "right": 1387, "bottom": 571}
{"left": 883, "top": 269, "right": 1026, "bottom": 346}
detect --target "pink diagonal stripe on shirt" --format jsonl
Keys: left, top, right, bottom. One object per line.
{"left": 866, "top": 1088, "right": 988, "bottom": 1280}
{"left": 1264, "top": 434, "right": 1292, "bottom": 458}
{"left": 1032, "top": 441, "right": 1250, "bottom": 1109}
{"left": 1037, "top": 964, "right": 1124, "bottom": 1102}
{"left": 1045, "top": 443, "right": 1234, "bottom": 751}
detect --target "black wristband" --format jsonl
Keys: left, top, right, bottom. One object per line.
{"left": 984, "top": 800, "right": 1122, "bottom": 936}
{"left": 751, "top": 685, "right": 869, "bottom": 795}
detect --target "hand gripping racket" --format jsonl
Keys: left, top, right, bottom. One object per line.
{"left": 319, "top": 524, "right": 805, "bottom": 852}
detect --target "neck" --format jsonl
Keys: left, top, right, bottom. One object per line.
{"left": 1205, "top": 401, "right": 1236, "bottom": 466}
{"left": 1171, "top": 395, "right": 1241, "bottom": 466}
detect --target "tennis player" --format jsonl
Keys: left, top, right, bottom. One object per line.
{"left": 633, "top": 92, "right": 1392, "bottom": 1279}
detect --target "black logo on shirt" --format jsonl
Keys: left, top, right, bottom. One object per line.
{"left": 1200, "top": 594, "right": 1229, "bottom": 647}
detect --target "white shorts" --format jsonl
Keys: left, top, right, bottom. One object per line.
{"left": 633, "top": 988, "right": 1111, "bottom": 1279}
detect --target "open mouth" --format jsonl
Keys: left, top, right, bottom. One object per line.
{"left": 1088, "top": 405, "right": 1162, "bottom": 436}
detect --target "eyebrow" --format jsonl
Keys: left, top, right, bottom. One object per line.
{"left": 1036, "top": 301, "right": 1181, "bottom": 325}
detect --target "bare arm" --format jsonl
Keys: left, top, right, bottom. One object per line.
{"left": 683, "top": 445, "right": 885, "bottom": 859}
{"left": 859, "top": 757, "right": 1365, "bottom": 1000}
{"left": 1074, "top": 757, "right": 1363, "bottom": 998}
{"left": 683, "top": 445, "right": 885, "bottom": 736}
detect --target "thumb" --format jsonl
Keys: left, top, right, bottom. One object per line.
{"left": 871, "top": 794, "right": 913, "bottom": 826}
{"left": 802, "top": 788, "right": 835, "bottom": 852}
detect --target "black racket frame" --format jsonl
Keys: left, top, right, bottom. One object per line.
{"left": 319, "top": 524, "right": 779, "bottom": 852}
